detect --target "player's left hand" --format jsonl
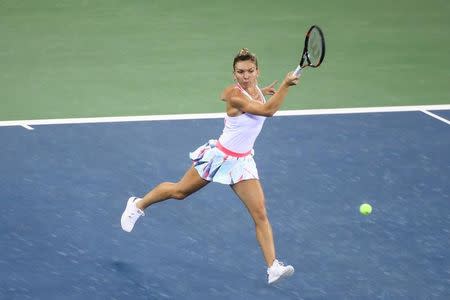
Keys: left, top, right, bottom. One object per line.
{"left": 261, "top": 80, "right": 278, "bottom": 95}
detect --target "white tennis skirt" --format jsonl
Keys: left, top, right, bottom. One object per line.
{"left": 189, "top": 139, "right": 259, "bottom": 185}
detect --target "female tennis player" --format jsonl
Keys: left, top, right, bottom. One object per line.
{"left": 121, "top": 48, "right": 299, "bottom": 284}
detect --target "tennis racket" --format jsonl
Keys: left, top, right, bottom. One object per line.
{"left": 293, "top": 25, "right": 326, "bottom": 76}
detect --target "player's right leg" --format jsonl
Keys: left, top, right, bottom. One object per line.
{"left": 121, "top": 165, "right": 209, "bottom": 232}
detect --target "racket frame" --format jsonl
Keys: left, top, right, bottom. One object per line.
{"left": 293, "top": 25, "right": 325, "bottom": 76}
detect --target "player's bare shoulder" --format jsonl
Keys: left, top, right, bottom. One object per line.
{"left": 220, "top": 85, "right": 240, "bottom": 102}
{"left": 220, "top": 85, "right": 246, "bottom": 116}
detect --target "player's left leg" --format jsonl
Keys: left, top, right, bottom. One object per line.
{"left": 231, "top": 179, "right": 294, "bottom": 284}
{"left": 231, "top": 179, "right": 275, "bottom": 265}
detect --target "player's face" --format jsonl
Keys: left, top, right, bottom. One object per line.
{"left": 233, "top": 60, "right": 259, "bottom": 88}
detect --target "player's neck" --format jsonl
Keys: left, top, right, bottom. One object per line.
{"left": 236, "top": 82, "right": 258, "bottom": 94}
{"left": 236, "top": 83, "right": 261, "bottom": 102}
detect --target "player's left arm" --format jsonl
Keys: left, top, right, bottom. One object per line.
{"left": 260, "top": 80, "right": 278, "bottom": 95}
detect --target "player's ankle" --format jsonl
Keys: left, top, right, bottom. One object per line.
{"left": 135, "top": 198, "right": 145, "bottom": 210}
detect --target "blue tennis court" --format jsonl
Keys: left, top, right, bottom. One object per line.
{"left": 1, "top": 109, "right": 449, "bottom": 299}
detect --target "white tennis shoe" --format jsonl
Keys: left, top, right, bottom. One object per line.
{"left": 267, "top": 259, "right": 295, "bottom": 284}
{"left": 121, "top": 197, "right": 145, "bottom": 232}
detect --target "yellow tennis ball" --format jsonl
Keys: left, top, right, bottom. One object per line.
{"left": 360, "top": 203, "right": 372, "bottom": 215}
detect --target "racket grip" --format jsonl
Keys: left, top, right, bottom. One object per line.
{"left": 293, "top": 65, "right": 302, "bottom": 77}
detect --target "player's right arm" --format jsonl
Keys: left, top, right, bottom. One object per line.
{"left": 222, "top": 72, "right": 299, "bottom": 117}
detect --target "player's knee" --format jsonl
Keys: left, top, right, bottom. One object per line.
{"left": 253, "top": 208, "right": 269, "bottom": 224}
{"left": 172, "top": 188, "right": 189, "bottom": 200}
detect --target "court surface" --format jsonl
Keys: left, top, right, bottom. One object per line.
{"left": 1, "top": 107, "right": 449, "bottom": 300}
{"left": 2, "top": 0, "right": 450, "bottom": 298}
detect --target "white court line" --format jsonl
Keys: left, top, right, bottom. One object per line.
{"left": 20, "top": 124, "right": 34, "bottom": 130}
{"left": 0, "top": 112, "right": 226, "bottom": 127}
{"left": 421, "top": 110, "right": 450, "bottom": 125}
{"left": 0, "top": 104, "right": 449, "bottom": 128}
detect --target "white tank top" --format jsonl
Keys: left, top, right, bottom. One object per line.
{"left": 218, "top": 84, "right": 267, "bottom": 153}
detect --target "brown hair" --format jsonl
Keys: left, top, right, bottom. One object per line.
{"left": 233, "top": 48, "right": 258, "bottom": 70}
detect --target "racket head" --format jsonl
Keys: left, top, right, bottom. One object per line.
{"left": 304, "top": 25, "right": 325, "bottom": 68}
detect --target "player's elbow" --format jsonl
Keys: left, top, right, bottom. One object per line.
{"left": 264, "top": 110, "right": 276, "bottom": 117}
{"left": 262, "top": 106, "right": 277, "bottom": 117}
